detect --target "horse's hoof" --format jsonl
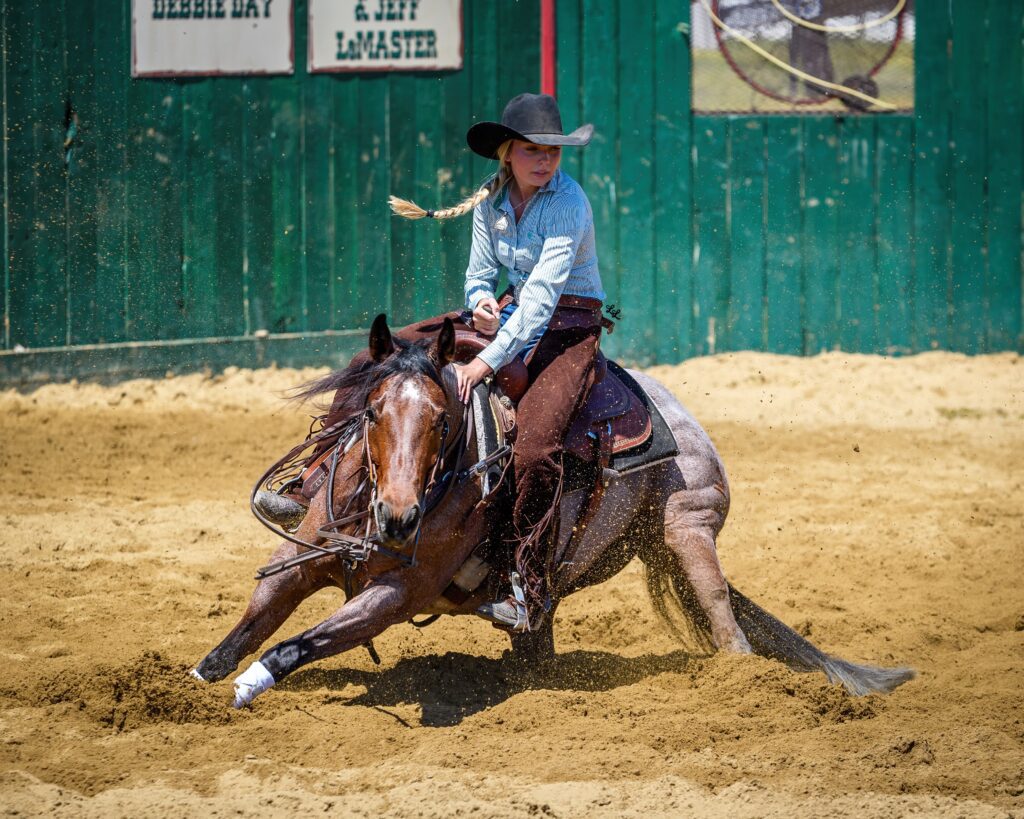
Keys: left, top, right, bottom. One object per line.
{"left": 253, "top": 490, "right": 307, "bottom": 529}
{"left": 232, "top": 661, "right": 276, "bottom": 709}
{"left": 189, "top": 668, "right": 207, "bottom": 683}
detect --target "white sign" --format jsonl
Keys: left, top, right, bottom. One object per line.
{"left": 132, "top": 0, "right": 294, "bottom": 77}
{"left": 308, "top": 0, "right": 463, "bottom": 73}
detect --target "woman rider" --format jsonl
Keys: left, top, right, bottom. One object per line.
{"left": 389, "top": 93, "right": 606, "bottom": 632}
{"left": 260, "top": 93, "right": 605, "bottom": 634}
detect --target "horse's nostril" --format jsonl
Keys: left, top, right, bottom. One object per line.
{"left": 401, "top": 504, "right": 421, "bottom": 530}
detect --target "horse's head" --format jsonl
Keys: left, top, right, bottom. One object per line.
{"left": 363, "top": 314, "right": 458, "bottom": 548}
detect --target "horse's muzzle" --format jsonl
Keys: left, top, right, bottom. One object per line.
{"left": 374, "top": 500, "right": 421, "bottom": 544}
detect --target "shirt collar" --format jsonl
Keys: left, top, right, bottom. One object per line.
{"left": 496, "top": 169, "right": 563, "bottom": 216}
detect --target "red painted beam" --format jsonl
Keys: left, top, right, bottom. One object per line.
{"left": 541, "top": 0, "right": 556, "bottom": 95}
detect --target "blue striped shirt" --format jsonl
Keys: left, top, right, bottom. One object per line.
{"left": 464, "top": 169, "right": 605, "bottom": 372}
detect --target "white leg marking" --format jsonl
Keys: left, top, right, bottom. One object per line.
{"left": 232, "top": 661, "right": 276, "bottom": 709}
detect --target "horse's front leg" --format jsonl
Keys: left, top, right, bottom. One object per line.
{"left": 231, "top": 574, "right": 418, "bottom": 707}
{"left": 193, "top": 540, "right": 332, "bottom": 682}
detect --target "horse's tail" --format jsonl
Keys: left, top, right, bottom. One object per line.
{"left": 644, "top": 563, "right": 915, "bottom": 696}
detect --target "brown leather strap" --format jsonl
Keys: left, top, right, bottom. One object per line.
{"left": 570, "top": 422, "right": 614, "bottom": 543}
{"left": 556, "top": 293, "right": 603, "bottom": 312}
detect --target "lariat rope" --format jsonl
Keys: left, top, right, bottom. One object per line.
{"left": 769, "top": 0, "right": 906, "bottom": 35}
{"left": 698, "top": 0, "right": 899, "bottom": 111}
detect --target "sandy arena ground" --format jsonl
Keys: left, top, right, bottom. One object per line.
{"left": 0, "top": 351, "right": 1021, "bottom": 817}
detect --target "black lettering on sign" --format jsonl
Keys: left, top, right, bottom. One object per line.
{"left": 414, "top": 29, "right": 437, "bottom": 58}
{"left": 336, "top": 28, "right": 441, "bottom": 60}
{"left": 373, "top": 0, "right": 420, "bottom": 21}
{"left": 153, "top": 0, "right": 230, "bottom": 18}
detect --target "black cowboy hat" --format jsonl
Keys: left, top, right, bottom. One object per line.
{"left": 466, "top": 93, "right": 594, "bottom": 160}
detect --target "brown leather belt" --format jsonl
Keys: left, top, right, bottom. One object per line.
{"left": 495, "top": 289, "right": 611, "bottom": 333}
{"left": 556, "top": 293, "right": 603, "bottom": 312}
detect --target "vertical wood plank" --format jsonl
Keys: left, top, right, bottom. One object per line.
{"left": 124, "top": 77, "right": 184, "bottom": 341}
{"left": 801, "top": 117, "right": 840, "bottom": 353}
{"left": 302, "top": 29, "right": 335, "bottom": 332}
{"left": 912, "top": 1, "right": 953, "bottom": 351}
{"left": 875, "top": 116, "right": 913, "bottom": 353}
{"left": 90, "top": 0, "right": 128, "bottom": 343}
{"left": 837, "top": 116, "right": 877, "bottom": 353}
{"left": 387, "top": 74, "right": 418, "bottom": 327}
{"left": 468, "top": 0, "right": 498, "bottom": 187}
{"left": 726, "top": 117, "right": 766, "bottom": 351}
{"left": 691, "top": 117, "right": 729, "bottom": 356}
{"left": 555, "top": 0, "right": 583, "bottom": 182}
{"left": 8, "top": 0, "right": 68, "bottom": 348}
{"left": 984, "top": 0, "right": 1024, "bottom": 350}
{"left": 268, "top": 72, "right": 303, "bottom": 333}
{"left": 356, "top": 76, "right": 391, "bottom": 327}
{"left": 764, "top": 117, "right": 803, "bottom": 354}
{"left": 653, "top": 0, "right": 692, "bottom": 362}
{"left": 412, "top": 77, "right": 445, "bottom": 319}
{"left": 617, "top": 0, "right": 655, "bottom": 365}
{"left": 949, "top": 0, "right": 988, "bottom": 352}
{"left": 498, "top": 0, "right": 540, "bottom": 103}
{"left": 65, "top": 0, "right": 100, "bottom": 345}
{"left": 211, "top": 78, "right": 246, "bottom": 337}
{"left": 333, "top": 78, "right": 362, "bottom": 330}
{"left": 182, "top": 81, "right": 216, "bottom": 339}
{"left": 243, "top": 78, "right": 276, "bottom": 335}
{"left": 581, "top": 0, "right": 620, "bottom": 356}
{"left": 439, "top": 9, "right": 474, "bottom": 312}
{"left": 1, "top": 0, "right": 5, "bottom": 347}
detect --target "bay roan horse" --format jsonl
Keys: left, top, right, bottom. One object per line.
{"left": 193, "top": 316, "right": 914, "bottom": 707}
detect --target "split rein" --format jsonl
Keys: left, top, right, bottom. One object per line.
{"left": 250, "top": 395, "right": 510, "bottom": 581}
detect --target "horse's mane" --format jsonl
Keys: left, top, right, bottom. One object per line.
{"left": 291, "top": 337, "right": 448, "bottom": 415}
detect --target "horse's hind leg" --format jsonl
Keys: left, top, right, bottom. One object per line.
{"left": 662, "top": 490, "right": 752, "bottom": 654}
{"left": 194, "top": 541, "right": 330, "bottom": 682}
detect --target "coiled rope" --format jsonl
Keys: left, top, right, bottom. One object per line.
{"left": 697, "top": 0, "right": 898, "bottom": 111}
{"left": 769, "top": 0, "right": 906, "bottom": 34}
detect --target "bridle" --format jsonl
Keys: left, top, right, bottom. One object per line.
{"left": 251, "top": 383, "right": 510, "bottom": 581}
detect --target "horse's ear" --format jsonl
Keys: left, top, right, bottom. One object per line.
{"left": 434, "top": 317, "right": 456, "bottom": 369}
{"left": 369, "top": 313, "right": 394, "bottom": 362}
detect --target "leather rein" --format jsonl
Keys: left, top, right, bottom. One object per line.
{"left": 251, "top": 391, "right": 510, "bottom": 581}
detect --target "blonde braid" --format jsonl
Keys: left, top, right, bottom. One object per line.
{"left": 389, "top": 140, "right": 514, "bottom": 221}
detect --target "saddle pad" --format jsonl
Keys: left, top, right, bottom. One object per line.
{"left": 605, "top": 361, "right": 680, "bottom": 474}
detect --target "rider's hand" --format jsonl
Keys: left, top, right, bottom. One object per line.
{"left": 472, "top": 297, "right": 501, "bottom": 336}
{"left": 452, "top": 358, "right": 493, "bottom": 404}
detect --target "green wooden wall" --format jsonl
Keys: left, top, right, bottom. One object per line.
{"left": 2, "top": 0, "right": 1022, "bottom": 384}
{"left": 555, "top": 0, "right": 1024, "bottom": 364}
{"left": 1, "top": 0, "right": 538, "bottom": 383}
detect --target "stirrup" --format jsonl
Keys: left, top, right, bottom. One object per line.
{"left": 476, "top": 572, "right": 530, "bottom": 632}
{"left": 253, "top": 490, "right": 308, "bottom": 529}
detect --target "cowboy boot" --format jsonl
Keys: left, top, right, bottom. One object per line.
{"left": 253, "top": 490, "right": 308, "bottom": 529}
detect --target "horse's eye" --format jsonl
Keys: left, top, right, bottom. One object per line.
{"left": 365, "top": 407, "right": 377, "bottom": 424}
